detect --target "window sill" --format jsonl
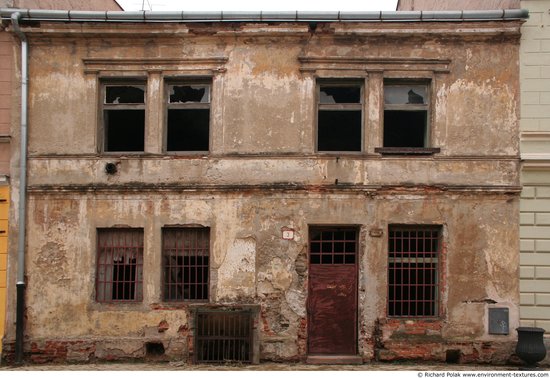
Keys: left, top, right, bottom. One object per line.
{"left": 375, "top": 147, "right": 440, "bottom": 156}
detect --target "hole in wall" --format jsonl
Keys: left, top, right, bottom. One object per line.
{"left": 145, "top": 342, "right": 165, "bottom": 357}
{"left": 446, "top": 349, "right": 461, "bottom": 364}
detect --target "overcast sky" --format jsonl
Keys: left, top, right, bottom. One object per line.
{"left": 116, "top": 0, "right": 399, "bottom": 11}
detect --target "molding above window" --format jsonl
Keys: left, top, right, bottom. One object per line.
{"left": 83, "top": 57, "right": 229, "bottom": 75}
{"left": 299, "top": 56, "right": 451, "bottom": 75}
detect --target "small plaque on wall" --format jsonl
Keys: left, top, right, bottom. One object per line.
{"left": 488, "top": 307, "right": 509, "bottom": 335}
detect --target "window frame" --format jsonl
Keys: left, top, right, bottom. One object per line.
{"left": 376, "top": 80, "right": 440, "bottom": 155}
{"left": 316, "top": 80, "right": 364, "bottom": 153}
{"left": 164, "top": 78, "right": 212, "bottom": 154}
{"left": 162, "top": 226, "right": 211, "bottom": 302}
{"left": 99, "top": 79, "right": 147, "bottom": 154}
{"left": 386, "top": 225, "right": 442, "bottom": 318}
{"left": 95, "top": 228, "right": 144, "bottom": 303}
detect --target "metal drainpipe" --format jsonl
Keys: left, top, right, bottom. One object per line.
{"left": 10, "top": 12, "right": 27, "bottom": 365}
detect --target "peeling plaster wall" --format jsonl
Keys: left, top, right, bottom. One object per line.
{"left": 2, "top": 20, "right": 522, "bottom": 363}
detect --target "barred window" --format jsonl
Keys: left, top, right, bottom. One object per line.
{"left": 388, "top": 225, "right": 441, "bottom": 317}
{"left": 163, "top": 227, "right": 210, "bottom": 301}
{"left": 96, "top": 228, "right": 144, "bottom": 302}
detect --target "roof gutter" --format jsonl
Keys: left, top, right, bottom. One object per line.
{"left": 0, "top": 8, "right": 529, "bottom": 23}
{"left": 10, "top": 11, "right": 27, "bottom": 365}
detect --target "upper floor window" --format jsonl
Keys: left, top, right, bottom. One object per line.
{"left": 96, "top": 228, "right": 144, "bottom": 302}
{"left": 383, "top": 82, "right": 429, "bottom": 148}
{"left": 166, "top": 82, "right": 211, "bottom": 152}
{"left": 101, "top": 82, "right": 146, "bottom": 152}
{"left": 317, "top": 82, "right": 362, "bottom": 152}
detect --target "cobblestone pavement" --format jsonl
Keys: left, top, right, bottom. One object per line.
{"left": 0, "top": 361, "right": 532, "bottom": 371}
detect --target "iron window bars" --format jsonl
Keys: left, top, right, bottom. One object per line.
{"left": 387, "top": 225, "right": 441, "bottom": 317}
{"left": 163, "top": 227, "right": 210, "bottom": 301}
{"left": 96, "top": 228, "right": 144, "bottom": 302}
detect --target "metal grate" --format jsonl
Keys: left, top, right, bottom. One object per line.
{"left": 96, "top": 228, "right": 143, "bottom": 302}
{"left": 387, "top": 226, "right": 441, "bottom": 317}
{"left": 195, "top": 310, "right": 253, "bottom": 363}
{"left": 163, "top": 227, "right": 210, "bottom": 301}
{"left": 309, "top": 227, "right": 357, "bottom": 265}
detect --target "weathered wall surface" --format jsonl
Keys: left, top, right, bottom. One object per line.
{"left": 2, "top": 20, "right": 521, "bottom": 363}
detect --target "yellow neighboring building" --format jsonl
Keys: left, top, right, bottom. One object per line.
{"left": 0, "top": 185, "right": 8, "bottom": 355}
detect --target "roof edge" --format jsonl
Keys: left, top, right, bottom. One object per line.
{"left": 0, "top": 8, "right": 529, "bottom": 23}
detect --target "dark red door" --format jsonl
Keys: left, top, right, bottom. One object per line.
{"left": 307, "top": 228, "right": 358, "bottom": 355}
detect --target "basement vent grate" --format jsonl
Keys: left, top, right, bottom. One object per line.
{"left": 195, "top": 309, "right": 253, "bottom": 363}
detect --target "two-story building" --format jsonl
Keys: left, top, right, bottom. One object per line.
{"left": 0, "top": 8, "right": 527, "bottom": 364}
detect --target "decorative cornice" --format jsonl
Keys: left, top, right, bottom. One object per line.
{"left": 82, "top": 57, "right": 228, "bottom": 75}
{"left": 298, "top": 56, "right": 451, "bottom": 74}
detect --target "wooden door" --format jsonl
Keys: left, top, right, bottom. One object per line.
{"left": 307, "top": 227, "right": 358, "bottom": 355}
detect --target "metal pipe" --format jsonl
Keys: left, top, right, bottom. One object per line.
{"left": 10, "top": 11, "right": 27, "bottom": 365}
{"left": 0, "top": 8, "right": 529, "bottom": 23}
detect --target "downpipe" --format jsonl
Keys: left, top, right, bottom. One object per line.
{"left": 10, "top": 12, "right": 27, "bottom": 365}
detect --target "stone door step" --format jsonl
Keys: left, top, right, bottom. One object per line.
{"left": 306, "top": 355, "right": 363, "bottom": 365}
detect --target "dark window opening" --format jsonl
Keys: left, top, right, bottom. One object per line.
{"left": 388, "top": 226, "right": 440, "bottom": 317}
{"left": 383, "top": 110, "right": 427, "bottom": 148}
{"left": 318, "top": 111, "right": 362, "bottom": 151}
{"left": 166, "top": 83, "right": 210, "bottom": 152}
{"left": 195, "top": 310, "right": 253, "bottom": 363}
{"left": 102, "top": 83, "right": 146, "bottom": 153}
{"left": 383, "top": 82, "right": 429, "bottom": 149}
{"left": 167, "top": 109, "right": 210, "bottom": 151}
{"left": 104, "top": 110, "right": 145, "bottom": 152}
{"left": 309, "top": 227, "right": 357, "bottom": 265}
{"left": 317, "top": 83, "right": 362, "bottom": 152}
{"left": 96, "top": 228, "right": 143, "bottom": 302}
{"left": 163, "top": 227, "right": 210, "bottom": 302}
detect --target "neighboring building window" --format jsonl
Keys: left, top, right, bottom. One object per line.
{"left": 96, "top": 228, "right": 144, "bottom": 302}
{"left": 163, "top": 227, "right": 210, "bottom": 301}
{"left": 383, "top": 82, "right": 429, "bottom": 148}
{"left": 388, "top": 225, "right": 441, "bottom": 317}
{"left": 317, "top": 82, "right": 362, "bottom": 152}
{"left": 166, "top": 82, "right": 210, "bottom": 152}
{"left": 102, "top": 82, "right": 146, "bottom": 152}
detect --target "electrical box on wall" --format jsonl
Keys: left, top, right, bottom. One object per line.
{"left": 488, "top": 307, "right": 509, "bottom": 335}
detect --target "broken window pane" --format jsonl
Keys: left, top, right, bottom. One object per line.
{"left": 105, "top": 85, "right": 145, "bottom": 104}
{"left": 383, "top": 82, "right": 429, "bottom": 149}
{"left": 383, "top": 110, "right": 427, "bottom": 148}
{"left": 104, "top": 109, "right": 145, "bottom": 152}
{"left": 384, "top": 85, "right": 427, "bottom": 105}
{"left": 318, "top": 110, "right": 362, "bottom": 151}
{"left": 167, "top": 109, "right": 210, "bottom": 151}
{"left": 319, "top": 86, "right": 361, "bottom": 104}
{"left": 169, "top": 85, "right": 210, "bottom": 103}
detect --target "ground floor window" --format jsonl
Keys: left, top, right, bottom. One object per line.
{"left": 96, "top": 228, "right": 144, "bottom": 302}
{"left": 162, "top": 227, "right": 210, "bottom": 301}
{"left": 388, "top": 225, "right": 441, "bottom": 317}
